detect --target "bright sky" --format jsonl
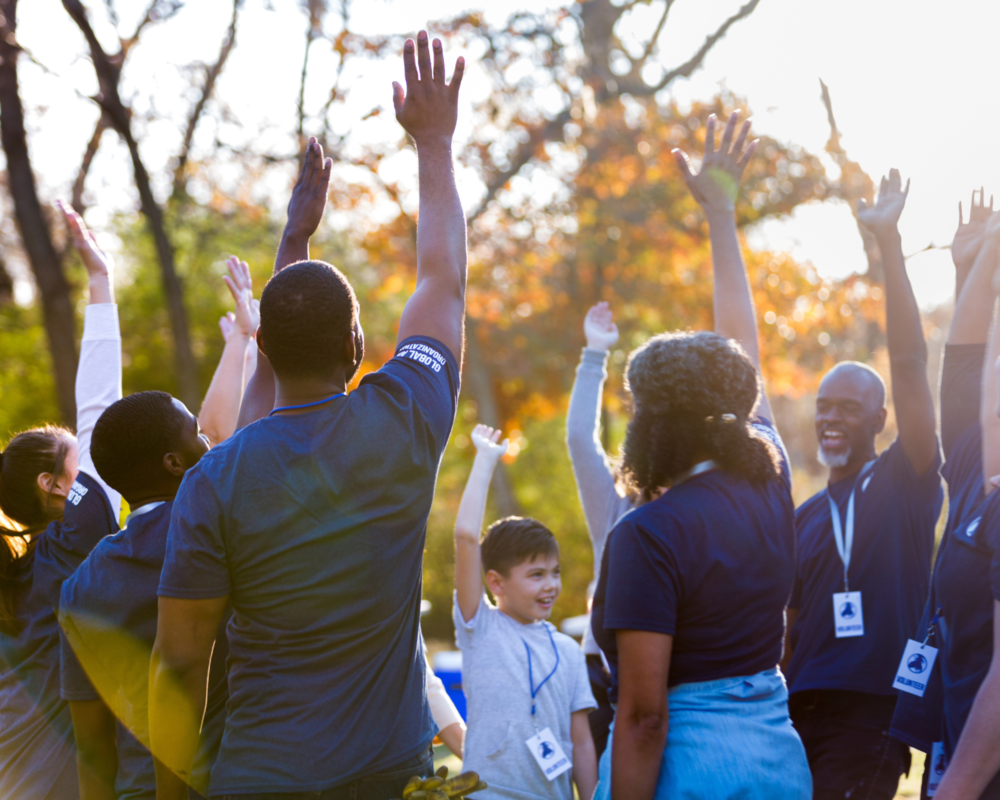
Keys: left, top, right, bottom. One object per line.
{"left": 9, "top": 0, "right": 1000, "bottom": 309}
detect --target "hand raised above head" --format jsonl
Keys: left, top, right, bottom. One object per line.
{"left": 57, "top": 199, "right": 113, "bottom": 279}
{"left": 584, "top": 301, "right": 619, "bottom": 351}
{"left": 673, "top": 111, "right": 757, "bottom": 214}
{"left": 470, "top": 423, "right": 509, "bottom": 461}
{"left": 392, "top": 31, "right": 465, "bottom": 146}
{"left": 953, "top": 188, "right": 994, "bottom": 272}
{"left": 222, "top": 256, "right": 259, "bottom": 338}
{"left": 285, "top": 137, "right": 332, "bottom": 242}
{"left": 857, "top": 168, "right": 910, "bottom": 235}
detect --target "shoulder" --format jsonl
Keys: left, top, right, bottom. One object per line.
{"left": 361, "top": 337, "right": 460, "bottom": 399}
{"left": 551, "top": 628, "right": 584, "bottom": 659}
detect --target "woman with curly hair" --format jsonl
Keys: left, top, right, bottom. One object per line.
{"left": 590, "top": 112, "right": 810, "bottom": 800}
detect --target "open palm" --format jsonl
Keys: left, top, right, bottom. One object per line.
{"left": 858, "top": 169, "right": 909, "bottom": 233}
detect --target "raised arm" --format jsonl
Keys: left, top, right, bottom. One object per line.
{"left": 393, "top": 33, "right": 467, "bottom": 364}
{"left": 952, "top": 189, "right": 993, "bottom": 301}
{"left": 857, "top": 170, "right": 937, "bottom": 475}
{"left": 454, "top": 424, "right": 508, "bottom": 623}
{"left": 237, "top": 139, "right": 331, "bottom": 428}
{"left": 674, "top": 112, "right": 770, "bottom": 421}
{"left": 982, "top": 259, "right": 1000, "bottom": 493}
{"left": 950, "top": 210, "right": 1000, "bottom": 347}
{"left": 58, "top": 201, "right": 122, "bottom": 514}
{"left": 198, "top": 257, "right": 258, "bottom": 446}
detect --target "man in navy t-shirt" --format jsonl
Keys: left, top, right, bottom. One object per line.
{"left": 784, "top": 172, "right": 942, "bottom": 800}
{"left": 58, "top": 390, "right": 225, "bottom": 800}
{"left": 149, "top": 33, "right": 467, "bottom": 800}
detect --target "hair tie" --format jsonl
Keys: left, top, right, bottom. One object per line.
{"left": 704, "top": 413, "right": 738, "bottom": 424}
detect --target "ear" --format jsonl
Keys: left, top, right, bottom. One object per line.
{"left": 255, "top": 327, "right": 267, "bottom": 359}
{"left": 484, "top": 569, "right": 505, "bottom": 599}
{"left": 37, "top": 471, "right": 58, "bottom": 496}
{"left": 162, "top": 452, "right": 187, "bottom": 478}
{"left": 873, "top": 406, "right": 888, "bottom": 435}
{"left": 343, "top": 329, "right": 356, "bottom": 368}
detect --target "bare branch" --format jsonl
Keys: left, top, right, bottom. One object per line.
{"left": 635, "top": 0, "right": 675, "bottom": 68}
{"left": 171, "top": 0, "right": 241, "bottom": 199}
{"left": 819, "top": 78, "right": 841, "bottom": 154}
{"left": 121, "top": 0, "right": 182, "bottom": 57}
{"left": 71, "top": 113, "right": 107, "bottom": 211}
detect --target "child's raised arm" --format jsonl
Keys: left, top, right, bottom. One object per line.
{"left": 454, "top": 424, "right": 508, "bottom": 623}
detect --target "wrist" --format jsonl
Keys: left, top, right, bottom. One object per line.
{"left": 703, "top": 205, "right": 737, "bottom": 222}
{"left": 584, "top": 341, "right": 611, "bottom": 353}
{"left": 280, "top": 228, "right": 311, "bottom": 249}
{"left": 413, "top": 135, "right": 454, "bottom": 153}
{"left": 873, "top": 226, "right": 902, "bottom": 245}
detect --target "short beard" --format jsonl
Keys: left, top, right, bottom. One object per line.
{"left": 817, "top": 445, "right": 851, "bottom": 470}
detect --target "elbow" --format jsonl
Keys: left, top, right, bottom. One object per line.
{"left": 454, "top": 526, "right": 479, "bottom": 545}
{"left": 622, "top": 706, "right": 668, "bottom": 749}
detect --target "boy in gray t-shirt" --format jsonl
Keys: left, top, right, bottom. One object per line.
{"left": 453, "top": 424, "right": 597, "bottom": 800}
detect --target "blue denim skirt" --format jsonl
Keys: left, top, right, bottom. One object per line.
{"left": 594, "top": 668, "right": 811, "bottom": 800}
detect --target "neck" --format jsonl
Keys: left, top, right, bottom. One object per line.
{"left": 273, "top": 374, "right": 347, "bottom": 414}
{"left": 829, "top": 447, "right": 876, "bottom": 484}
{"left": 124, "top": 488, "right": 177, "bottom": 509}
{"left": 497, "top": 600, "right": 539, "bottom": 626}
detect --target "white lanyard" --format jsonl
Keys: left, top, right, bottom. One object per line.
{"left": 674, "top": 459, "right": 718, "bottom": 486}
{"left": 826, "top": 462, "right": 874, "bottom": 592}
{"left": 125, "top": 500, "right": 165, "bottom": 526}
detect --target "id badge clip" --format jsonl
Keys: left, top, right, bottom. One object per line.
{"left": 832, "top": 591, "right": 864, "bottom": 638}
{"left": 892, "top": 606, "right": 941, "bottom": 698}
{"left": 526, "top": 727, "right": 572, "bottom": 781}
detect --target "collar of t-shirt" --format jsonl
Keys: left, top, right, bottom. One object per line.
{"left": 125, "top": 501, "right": 166, "bottom": 526}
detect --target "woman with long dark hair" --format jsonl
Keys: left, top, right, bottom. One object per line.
{"left": 590, "top": 112, "right": 810, "bottom": 799}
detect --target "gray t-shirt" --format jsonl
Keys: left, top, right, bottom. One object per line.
{"left": 454, "top": 594, "right": 595, "bottom": 800}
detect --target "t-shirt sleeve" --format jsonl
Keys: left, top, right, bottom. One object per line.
{"left": 941, "top": 343, "right": 987, "bottom": 463}
{"left": 751, "top": 418, "right": 791, "bottom": 488}
{"left": 362, "top": 336, "right": 461, "bottom": 455}
{"left": 879, "top": 437, "right": 943, "bottom": 499}
{"left": 158, "top": 467, "right": 231, "bottom": 599}
{"left": 59, "top": 623, "right": 99, "bottom": 702}
{"left": 568, "top": 646, "right": 597, "bottom": 713}
{"left": 453, "top": 592, "right": 497, "bottom": 650}
{"left": 602, "top": 516, "right": 681, "bottom": 636}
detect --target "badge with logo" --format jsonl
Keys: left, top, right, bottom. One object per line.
{"left": 892, "top": 638, "right": 938, "bottom": 697}
{"left": 525, "top": 727, "right": 572, "bottom": 781}
{"left": 832, "top": 591, "right": 864, "bottom": 638}
{"left": 926, "top": 741, "right": 946, "bottom": 796}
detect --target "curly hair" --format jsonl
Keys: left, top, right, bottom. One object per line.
{"left": 618, "top": 331, "right": 781, "bottom": 496}
{"left": 259, "top": 260, "right": 360, "bottom": 380}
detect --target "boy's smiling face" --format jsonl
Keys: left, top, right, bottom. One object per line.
{"left": 486, "top": 552, "right": 562, "bottom": 625}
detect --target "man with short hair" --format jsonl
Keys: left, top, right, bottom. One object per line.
{"left": 149, "top": 33, "right": 467, "bottom": 800}
{"left": 784, "top": 171, "right": 942, "bottom": 800}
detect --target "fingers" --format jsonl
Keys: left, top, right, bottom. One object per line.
{"left": 432, "top": 38, "right": 445, "bottom": 83}
{"left": 737, "top": 139, "right": 758, "bottom": 168}
{"left": 222, "top": 274, "right": 239, "bottom": 303}
{"left": 732, "top": 118, "right": 751, "bottom": 160}
{"left": 318, "top": 156, "right": 332, "bottom": 199}
{"left": 672, "top": 149, "right": 695, "bottom": 183}
{"left": 402, "top": 38, "right": 418, "bottom": 93}
{"left": 416, "top": 31, "right": 432, "bottom": 82}
{"left": 490, "top": 429, "right": 501, "bottom": 444}
{"left": 704, "top": 114, "right": 716, "bottom": 155}
{"left": 888, "top": 168, "right": 901, "bottom": 194}
{"left": 857, "top": 198, "right": 868, "bottom": 214}
{"left": 392, "top": 81, "right": 405, "bottom": 115}
{"left": 959, "top": 200, "right": 964, "bottom": 227}
{"left": 449, "top": 56, "right": 465, "bottom": 99}
{"left": 903, "top": 177, "right": 910, "bottom": 198}
{"left": 720, "top": 111, "right": 738, "bottom": 156}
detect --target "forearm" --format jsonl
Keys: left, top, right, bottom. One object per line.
{"left": 951, "top": 240, "right": 1000, "bottom": 345}
{"left": 981, "top": 299, "right": 1000, "bottom": 490}
{"left": 149, "top": 648, "right": 210, "bottom": 800}
{"left": 935, "top": 667, "right": 1000, "bottom": 799}
{"left": 706, "top": 208, "right": 760, "bottom": 367}
{"left": 438, "top": 722, "right": 465, "bottom": 759}
{"left": 455, "top": 455, "right": 498, "bottom": 541}
{"left": 611, "top": 707, "right": 667, "bottom": 799}
{"left": 87, "top": 272, "right": 114, "bottom": 306}
{"left": 415, "top": 140, "right": 467, "bottom": 290}
{"left": 198, "top": 333, "right": 251, "bottom": 447}
{"left": 881, "top": 229, "right": 928, "bottom": 366}
{"left": 573, "top": 737, "right": 598, "bottom": 800}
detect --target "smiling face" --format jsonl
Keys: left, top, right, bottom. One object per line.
{"left": 485, "top": 552, "right": 562, "bottom": 625}
{"left": 815, "top": 362, "right": 887, "bottom": 473}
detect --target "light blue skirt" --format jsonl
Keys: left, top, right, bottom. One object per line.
{"left": 594, "top": 668, "right": 811, "bottom": 800}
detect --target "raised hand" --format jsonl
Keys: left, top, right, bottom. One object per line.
{"left": 953, "top": 188, "right": 994, "bottom": 273}
{"left": 392, "top": 31, "right": 465, "bottom": 145}
{"left": 584, "top": 301, "right": 619, "bottom": 351}
{"left": 285, "top": 137, "right": 332, "bottom": 243}
{"left": 470, "top": 423, "right": 509, "bottom": 463}
{"left": 858, "top": 169, "right": 910, "bottom": 235}
{"left": 57, "top": 200, "right": 113, "bottom": 280}
{"left": 221, "top": 256, "right": 259, "bottom": 338}
{"left": 673, "top": 111, "right": 757, "bottom": 214}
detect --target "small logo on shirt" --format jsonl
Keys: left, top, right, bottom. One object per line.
{"left": 839, "top": 601, "right": 857, "bottom": 619}
{"left": 66, "top": 481, "right": 88, "bottom": 507}
{"left": 862, "top": 475, "right": 873, "bottom": 492}
{"left": 967, "top": 518, "right": 982, "bottom": 538}
{"left": 397, "top": 342, "right": 445, "bottom": 373}
{"left": 907, "top": 653, "right": 929, "bottom": 674}
{"left": 538, "top": 740, "right": 556, "bottom": 760}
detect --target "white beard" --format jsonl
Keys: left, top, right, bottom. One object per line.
{"left": 817, "top": 444, "right": 851, "bottom": 470}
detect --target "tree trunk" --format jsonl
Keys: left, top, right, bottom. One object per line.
{"left": 62, "top": 0, "right": 200, "bottom": 410}
{"left": 0, "top": 0, "right": 78, "bottom": 423}
{"left": 464, "top": 320, "right": 520, "bottom": 517}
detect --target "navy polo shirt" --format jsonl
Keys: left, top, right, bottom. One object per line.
{"left": 592, "top": 419, "right": 795, "bottom": 697}
{"left": 60, "top": 501, "right": 230, "bottom": 799}
{"left": 0, "top": 471, "right": 118, "bottom": 800}
{"left": 787, "top": 437, "right": 942, "bottom": 697}
{"left": 159, "top": 336, "right": 460, "bottom": 794}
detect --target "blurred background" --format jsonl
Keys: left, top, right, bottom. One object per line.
{"left": 0, "top": 0, "right": 992, "bottom": 647}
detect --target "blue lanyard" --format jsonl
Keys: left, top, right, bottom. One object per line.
{"left": 269, "top": 393, "right": 345, "bottom": 416}
{"left": 923, "top": 604, "right": 942, "bottom": 646}
{"left": 522, "top": 625, "right": 560, "bottom": 717}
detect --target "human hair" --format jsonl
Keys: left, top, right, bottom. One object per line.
{"left": 91, "top": 391, "right": 185, "bottom": 498}
{"left": 259, "top": 260, "right": 359, "bottom": 380}
{"left": 0, "top": 425, "right": 73, "bottom": 634}
{"left": 618, "top": 331, "right": 781, "bottom": 496}
{"left": 481, "top": 516, "right": 559, "bottom": 576}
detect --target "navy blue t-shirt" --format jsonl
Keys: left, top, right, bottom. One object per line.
{"left": 787, "top": 438, "right": 942, "bottom": 696}
{"left": 0, "top": 471, "right": 118, "bottom": 800}
{"left": 158, "top": 336, "right": 460, "bottom": 794}
{"left": 60, "top": 501, "right": 230, "bottom": 799}
{"left": 592, "top": 420, "right": 795, "bottom": 698}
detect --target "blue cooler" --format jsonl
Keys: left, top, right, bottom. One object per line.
{"left": 433, "top": 650, "right": 466, "bottom": 722}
